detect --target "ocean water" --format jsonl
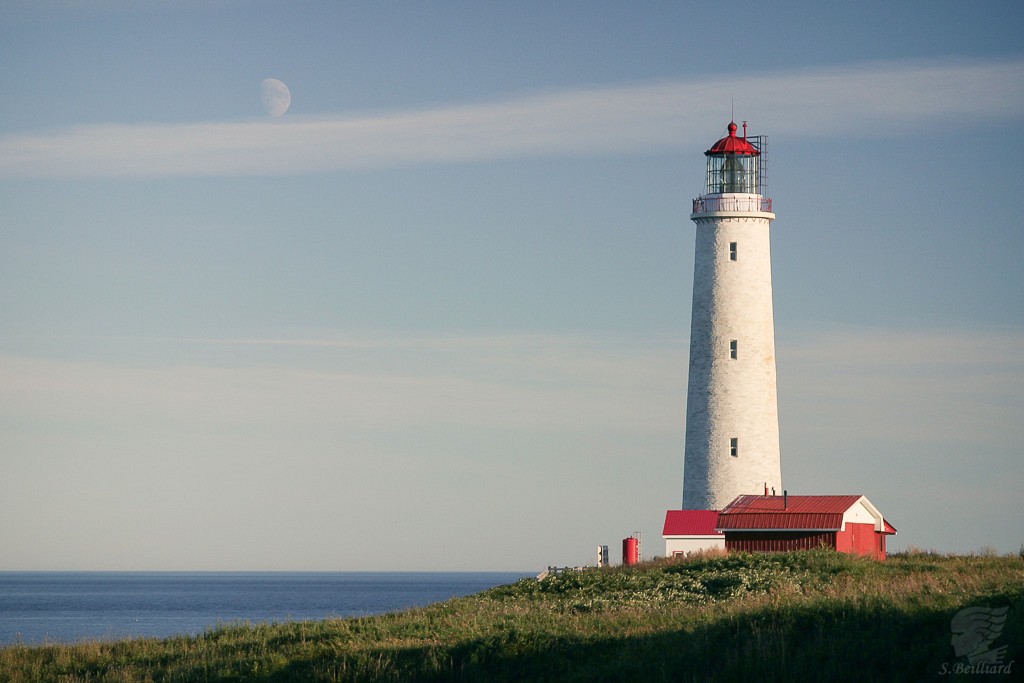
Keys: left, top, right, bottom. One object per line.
{"left": 0, "top": 571, "right": 531, "bottom": 646}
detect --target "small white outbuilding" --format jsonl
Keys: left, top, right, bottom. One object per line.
{"left": 662, "top": 509, "right": 725, "bottom": 557}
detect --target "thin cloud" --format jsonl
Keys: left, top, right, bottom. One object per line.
{"left": 4, "top": 327, "right": 1021, "bottom": 443}
{"left": 0, "top": 333, "right": 687, "bottom": 436}
{"left": 2, "top": 57, "right": 1021, "bottom": 179}
{"left": 779, "top": 326, "right": 1024, "bottom": 445}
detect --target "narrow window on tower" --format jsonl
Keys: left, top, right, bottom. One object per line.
{"left": 729, "top": 242, "right": 737, "bottom": 261}
{"left": 730, "top": 438, "right": 738, "bottom": 457}
{"left": 730, "top": 340, "right": 738, "bottom": 359}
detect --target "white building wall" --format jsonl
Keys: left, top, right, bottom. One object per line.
{"left": 665, "top": 536, "right": 727, "bottom": 557}
{"left": 682, "top": 193, "right": 782, "bottom": 510}
{"left": 842, "top": 496, "right": 884, "bottom": 529}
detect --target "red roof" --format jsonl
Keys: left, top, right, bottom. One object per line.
{"left": 663, "top": 509, "right": 723, "bottom": 536}
{"left": 706, "top": 121, "right": 760, "bottom": 156}
{"left": 717, "top": 495, "right": 865, "bottom": 531}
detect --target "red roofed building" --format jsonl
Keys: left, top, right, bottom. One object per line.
{"left": 716, "top": 494, "right": 897, "bottom": 560}
{"left": 662, "top": 509, "right": 725, "bottom": 557}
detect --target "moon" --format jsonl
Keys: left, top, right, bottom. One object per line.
{"left": 260, "top": 78, "right": 291, "bottom": 117}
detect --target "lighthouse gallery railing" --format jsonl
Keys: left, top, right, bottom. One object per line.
{"left": 692, "top": 195, "right": 773, "bottom": 213}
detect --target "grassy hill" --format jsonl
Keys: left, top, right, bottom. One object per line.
{"left": 2, "top": 550, "right": 1021, "bottom": 682}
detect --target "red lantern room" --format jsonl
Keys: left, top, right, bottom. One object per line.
{"left": 704, "top": 121, "right": 764, "bottom": 195}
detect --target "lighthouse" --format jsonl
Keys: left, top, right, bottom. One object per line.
{"left": 680, "top": 121, "right": 782, "bottom": 511}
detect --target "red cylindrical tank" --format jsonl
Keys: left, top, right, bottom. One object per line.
{"left": 622, "top": 537, "right": 639, "bottom": 566}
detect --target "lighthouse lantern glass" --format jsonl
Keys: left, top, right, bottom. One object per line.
{"left": 706, "top": 153, "right": 759, "bottom": 194}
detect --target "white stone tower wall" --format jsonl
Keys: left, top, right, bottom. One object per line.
{"left": 682, "top": 193, "right": 782, "bottom": 510}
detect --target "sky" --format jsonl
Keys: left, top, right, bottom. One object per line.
{"left": 1, "top": 0, "right": 1022, "bottom": 571}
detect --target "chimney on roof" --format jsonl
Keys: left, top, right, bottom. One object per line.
{"left": 783, "top": 490, "right": 788, "bottom": 510}
{"left": 764, "top": 482, "right": 768, "bottom": 497}
{"left": 771, "top": 487, "right": 776, "bottom": 496}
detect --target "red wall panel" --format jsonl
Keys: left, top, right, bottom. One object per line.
{"left": 848, "top": 523, "right": 877, "bottom": 557}
{"left": 725, "top": 531, "right": 836, "bottom": 553}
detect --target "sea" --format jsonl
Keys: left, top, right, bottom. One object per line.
{"left": 0, "top": 571, "right": 532, "bottom": 646}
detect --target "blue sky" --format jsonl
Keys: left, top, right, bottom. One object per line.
{"left": 1, "top": 0, "right": 1022, "bottom": 570}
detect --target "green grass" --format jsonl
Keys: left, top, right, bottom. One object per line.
{"left": 2, "top": 550, "right": 1021, "bottom": 682}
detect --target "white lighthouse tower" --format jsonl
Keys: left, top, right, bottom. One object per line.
{"left": 681, "top": 121, "right": 782, "bottom": 511}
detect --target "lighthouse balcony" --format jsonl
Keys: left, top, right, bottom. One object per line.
{"left": 692, "top": 195, "right": 773, "bottom": 214}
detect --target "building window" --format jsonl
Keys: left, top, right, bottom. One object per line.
{"left": 729, "top": 242, "right": 737, "bottom": 261}
{"left": 730, "top": 438, "right": 738, "bottom": 457}
{"left": 730, "top": 340, "right": 738, "bottom": 359}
